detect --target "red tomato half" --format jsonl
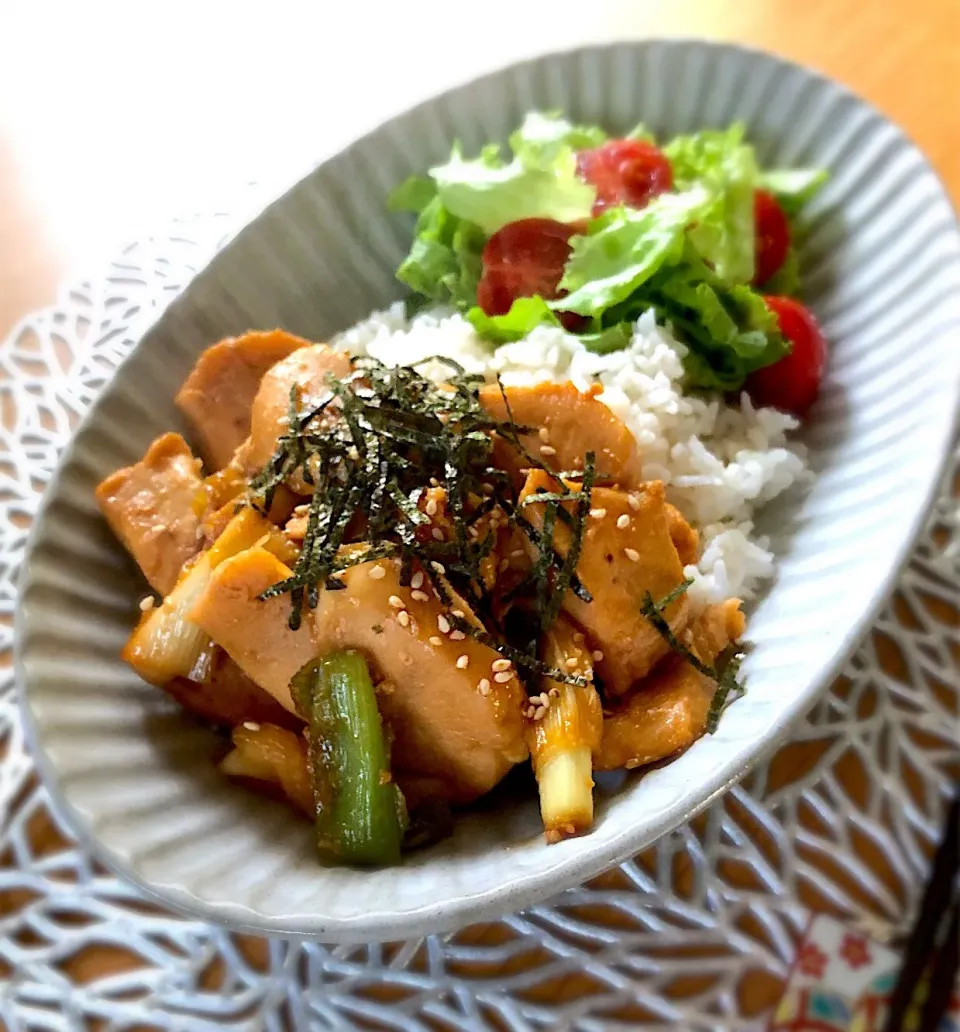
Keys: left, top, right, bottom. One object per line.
{"left": 746, "top": 296, "right": 827, "bottom": 417}
{"left": 576, "top": 139, "right": 673, "bottom": 215}
{"left": 476, "top": 218, "right": 586, "bottom": 331}
{"left": 753, "top": 190, "right": 790, "bottom": 285}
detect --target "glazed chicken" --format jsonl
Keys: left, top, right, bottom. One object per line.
{"left": 175, "top": 329, "right": 311, "bottom": 470}
{"left": 96, "top": 432, "right": 204, "bottom": 596}
{"left": 98, "top": 330, "right": 745, "bottom": 864}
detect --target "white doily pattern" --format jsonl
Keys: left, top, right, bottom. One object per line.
{"left": 1, "top": 201, "right": 957, "bottom": 1031}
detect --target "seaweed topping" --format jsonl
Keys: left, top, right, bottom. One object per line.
{"left": 640, "top": 579, "right": 745, "bottom": 732}
{"left": 249, "top": 355, "right": 597, "bottom": 686}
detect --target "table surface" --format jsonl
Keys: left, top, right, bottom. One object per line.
{"left": 1, "top": 0, "right": 957, "bottom": 1025}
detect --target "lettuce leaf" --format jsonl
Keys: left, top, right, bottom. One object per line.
{"left": 586, "top": 245, "right": 788, "bottom": 390}
{"left": 429, "top": 133, "right": 596, "bottom": 235}
{"left": 663, "top": 123, "right": 759, "bottom": 284}
{"left": 394, "top": 196, "right": 485, "bottom": 308}
{"left": 508, "top": 111, "right": 607, "bottom": 159}
{"left": 388, "top": 175, "right": 436, "bottom": 213}
{"left": 759, "top": 168, "right": 828, "bottom": 217}
{"left": 555, "top": 188, "right": 712, "bottom": 315}
{"left": 625, "top": 122, "right": 656, "bottom": 144}
{"left": 665, "top": 126, "right": 756, "bottom": 279}
{"left": 580, "top": 323, "right": 635, "bottom": 354}
{"left": 465, "top": 296, "right": 560, "bottom": 343}
{"left": 389, "top": 112, "right": 810, "bottom": 392}
{"left": 466, "top": 296, "right": 632, "bottom": 352}
{"left": 651, "top": 266, "right": 787, "bottom": 389}
{"left": 758, "top": 245, "right": 801, "bottom": 295}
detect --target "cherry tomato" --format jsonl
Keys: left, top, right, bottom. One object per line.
{"left": 753, "top": 189, "right": 791, "bottom": 285}
{"left": 746, "top": 296, "right": 827, "bottom": 417}
{"left": 477, "top": 218, "right": 587, "bottom": 331}
{"left": 576, "top": 139, "right": 673, "bottom": 215}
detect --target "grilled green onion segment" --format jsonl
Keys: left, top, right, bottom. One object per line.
{"left": 291, "top": 651, "right": 406, "bottom": 866}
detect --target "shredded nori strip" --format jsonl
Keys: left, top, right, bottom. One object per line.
{"left": 640, "top": 579, "right": 746, "bottom": 732}
{"left": 639, "top": 579, "right": 715, "bottom": 679}
{"left": 445, "top": 614, "right": 591, "bottom": 688}
{"left": 706, "top": 651, "right": 745, "bottom": 733}
{"left": 248, "top": 354, "right": 601, "bottom": 686}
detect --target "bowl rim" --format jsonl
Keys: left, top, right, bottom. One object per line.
{"left": 14, "top": 35, "right": 960, "bottom": 942}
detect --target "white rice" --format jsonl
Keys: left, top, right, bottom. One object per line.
{"left": 333, "top": 304, "right": 809, "bottom": 608}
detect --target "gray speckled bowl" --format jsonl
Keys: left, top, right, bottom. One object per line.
{"left": 16, "top": 40, "right": 960, "bottom": 941}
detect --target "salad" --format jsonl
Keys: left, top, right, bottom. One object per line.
{"left": 391, "top": 112, "right": 827, "bottom": 415}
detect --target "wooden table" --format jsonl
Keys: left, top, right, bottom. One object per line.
{"left": 1, "top": 0, "right": 957, "bottom": 1022}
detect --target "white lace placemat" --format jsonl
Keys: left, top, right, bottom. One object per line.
{"left": 1, "top": 198, "right": 957, "bottom": 1031}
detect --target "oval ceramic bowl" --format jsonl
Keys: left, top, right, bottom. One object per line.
{"left": 16, "top": 40, "right": 960, "bottom": 941}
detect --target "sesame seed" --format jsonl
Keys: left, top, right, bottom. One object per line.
{"left": 565, "top": 657, "right": 578, "bottom": 668}
{"left": 592, "top": 650, "right": 604, "bottom": 661}
{"left": 432, "top": 527, "right": 444, "bottom": 541}
{"left": 539, "top": 692, "right": 551, "bottom": 707}
{"left": 548, "top": 687, "right": 560, "bottom": 698}
{"left": 540, "top": 445, "right": 557, "bottom": 456}
{"left": 450, "top": 630, "right": 466, "bottom": 641}
{"left": 482, "top": 483, "right": 494, "bottom": 495}
{"left": 431, "top": 561, "right": 446, "bottom": 574}
{"left": 429, "top": 636, "right": 443, "bottom": 646}
{"left": 139, "top": 596, "right": 156, "bottom": 612}
{"left": 538, "top": 427, "right": 550, "bottom": 442}
{"left": 494, "top": 671, "right": 513, "bottom": 683}
{"left": 437, "top": 615, "right": 451, "bottom": 633}
{"left": 492, "top": 658, "right": 512, "bottom": 672}
{"left": 452, "top": 609, "right": 465, "bottom": 619}
{"left": 243, "top": 721, "right": 261, "bottom": 731}
{"left": 411, "top": 590, "right": 429, "bottom": 603}
{"left": 347, "top": 445, "right": 359, "bottom": 461}
{"left": 511, "top": 549, "right": 524, "bottom": 558}
{"left": 397, "top": 610, "right": 410, "bottom": 627}
{"left": 456, "top": 655, "right": 469, "bottom": 669}
{"left": 590, "top": 508, "right": 607, "bottom": 519}
{"left": 573, "top": 632, "right": 585, "bottom": 644}
{"left": 628, "top": 493, "right": 642, "bottom": 511}
{"left": 425, "top": 499, "right": 438, "bottom": 517}
{"left": 533, "top": 705, "right": 547, "bottom": 721}
{"left": 617, "top": 514, "right": 631, "bottom": 529}
{"left": 468, "top": 526, "right": 479, "bottom": 539}
{"left": 478, "top": 678, "right": 491, "bottom": 695}
{"left": 388, "top": 595, "right": 405, "bottom": 609}
{"left": 429, "top": 477, "right": 440, "bottom": 487}
{"left": 411, "top": 571, "right": 424, "bottom": 589}
{"left": 624, "top": 547, "right": 640, "bottom": 562}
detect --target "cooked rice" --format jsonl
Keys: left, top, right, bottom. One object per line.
{"left": 333, "top": 305, "right": 808, "bottom": 607}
